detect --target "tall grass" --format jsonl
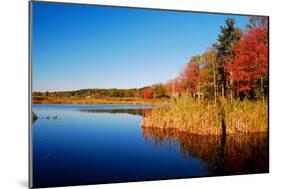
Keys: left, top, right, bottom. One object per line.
{"left": 141, "top": 95, "right": 268, "bottom": 135}
{"left": 221, "top": 98, "right": 268, "bottom": 134}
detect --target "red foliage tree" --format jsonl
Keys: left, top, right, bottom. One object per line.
{"left": 142, "top": 87, "right": 154, "bottom": 99}
{"left": 226, "top": 27, "right": 268, "bottom": 94}
{"left": 183, "top": 63, "right": 200, "bottom": 95}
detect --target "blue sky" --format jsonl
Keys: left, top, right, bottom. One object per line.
{"left": 32, "top": 2, "right": 250, "bottom": 92}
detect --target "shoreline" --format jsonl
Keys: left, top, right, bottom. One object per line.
{"left": 141, "top": 123, "right": 268, "bottom": 136}
{"left": 32, "top": 96, "right": 268, "bottom": 136}
{"left": 141, "top": 126, "right": 268, "bottom": 136}
{"left": 32, "top": 97, "right": 170, "bottom": 106}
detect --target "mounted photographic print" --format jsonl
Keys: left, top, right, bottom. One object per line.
{"left": 29, "top": 1, "right": 269, "bottom": 188}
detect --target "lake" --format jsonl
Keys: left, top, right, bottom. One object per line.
{"left": 32, "top": 104, "right": 268, "bottom": 188}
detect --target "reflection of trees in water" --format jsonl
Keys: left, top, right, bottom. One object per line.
{"left": 79, "top": 108, "right": 152, "bottom": 116}
{"left": 142, "top": 127, "right": 268, "bottom": 175}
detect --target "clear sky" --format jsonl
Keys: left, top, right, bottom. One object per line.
{"left": 32, "top": 2, "right": 250, "bottom": 92}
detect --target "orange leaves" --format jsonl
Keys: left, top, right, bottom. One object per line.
{"left": 226, "top": 27, "right": 268, "bottom": 93}
{"left": 142, "top": 87, "right": 154, "bottom": 99}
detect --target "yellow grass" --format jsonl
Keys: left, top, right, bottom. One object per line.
{"left": 141, "top": 95, "right": 268, "bottom": 135}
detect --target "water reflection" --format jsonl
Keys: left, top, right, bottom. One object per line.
{"left": 32, "top": 104, "right": 269, "bottom": 188}
{"left": 141, "top": 127, "right": 269, "bottom": 175}
{"left": 79, "top": 108, "right": 152, "bottom": 116}
{"left": 32, "top": 112, "right": 38, "bottom": 123}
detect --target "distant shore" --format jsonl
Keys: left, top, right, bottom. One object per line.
{"left": 32, "top": 96, "right": 169, "bottom": 105}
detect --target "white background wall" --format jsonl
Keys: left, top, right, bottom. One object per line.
{"left": 0, "top": 0, "right": 280, "bottom": 188}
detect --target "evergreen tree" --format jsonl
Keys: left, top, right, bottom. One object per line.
{"left": 215, "top": 18, "right": 242, "bottom": 98}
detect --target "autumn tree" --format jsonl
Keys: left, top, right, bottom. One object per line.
{"left": 165, "top": 78, "right": 183, "bottom": 97}
{"left": 181, "top": 56, "right": 200, "bottom": 97}
{"left": 246, "top": 16, "right": 268, "bottom": 31}
{"left": 226, "top": 17, "right": 268, "bottom": 99}
{"left": 152, "top": 84, "right": 168, "bottom": 98}
{"left": 201, "top": 47, "right": 218, "bottom": 102}
{"left": 142, "top": 87, "right": 154, "bottom": 99}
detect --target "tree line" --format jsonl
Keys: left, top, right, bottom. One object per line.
{"left": 168, "top": 16, "right": 268, "bottom": 101}
{"left": 33, "top": 16, "right": 268, "bottom": 101}
{"left": 32, "top": 85, "right": 168, "bottom": 100}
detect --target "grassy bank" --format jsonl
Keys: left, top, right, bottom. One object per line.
{"left": 32, "top": 96, "right": 169, "bottom": 105}
{"left": 141, "top": 95, "right": 268, "bottom": 135}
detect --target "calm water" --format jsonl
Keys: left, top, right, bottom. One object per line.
{"left": 32, "top": 104, "right": 268, "bottom": 188}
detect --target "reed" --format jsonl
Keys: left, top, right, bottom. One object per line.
{"left": 141, "top": 95, "right": 268, "bottom": 135}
